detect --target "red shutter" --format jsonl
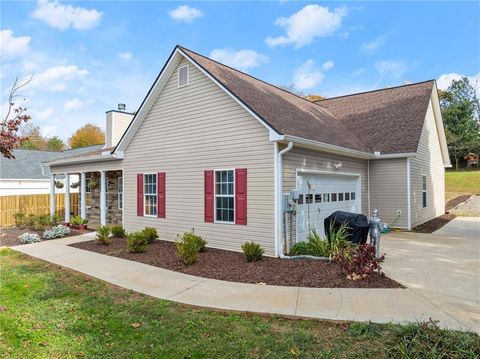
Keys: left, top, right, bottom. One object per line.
{"left": 137, "top": 174, "right": 144, "bottom": 216}
{"left": 157, "top": 172, "right": 166, "bottom": 218}
{"left": 235, "top": 168, "right": 247, "bottom": 225}
{"left": 204, "top": 170, "right": 214, "bottom": 222}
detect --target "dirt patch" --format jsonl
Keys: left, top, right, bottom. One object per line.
{"left": 70, "top": 238, "right": 402, "bottom": 289}
{"left": 413, "top": 213, "right": 456, "bottom": 233}
{"left": 446, "top": 195, "right": 471, "bottom": 211}
{"left": 0, "top": 226, "right": 93, "bottom": 247}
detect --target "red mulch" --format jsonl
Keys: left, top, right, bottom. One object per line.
{"left": 0, "top": 226, "right": 93, "bottom": 247}
{"left": 412, "top": 195, "right": 471, "bottom": 233}
{"left": 70, "top": 238, "right": 402, "bottom": 289}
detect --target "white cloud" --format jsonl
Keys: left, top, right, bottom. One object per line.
{"left": 351, "top": 68, "right": 366, "bottom": 77}
{"left": 266, "top": 5, "right": 347, "bottom": 48}
{"left": 293, "top": 59, "right": 334, "bottom": 90}
{"left": 168, "top": 5, "right": 203, "bottom": 23}
{"left": 117, "top": 52, "right": 132, "bottom": 60}
{"left": 360, "top": 36, "right": 385, "bottom": 53}
{"left": 31, "top": 65, "right": 89, "bottom": 92}
{"left": 33, "top": 107, "right": 54, "bottom": 120}
{"left": 32, "top": 0, "right": 103, "bottom": 30}
{"left": 63, "top": 98, "right": 84, "bottom": 111}
{"left": 437, "top": 72, "right": 480, "bottom": 92}
{"left": 374, "top": 60, "right": 407, "bottom": 80}
{"left": 209, "top": 49, "right": 268, "bottom": 71}
{"left": 0, "top": 30, "right": 31, "bottom": 59}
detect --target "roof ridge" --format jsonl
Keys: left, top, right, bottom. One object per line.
{"left": 316, "top": 80, "right": 435, "bottom": 103}
{"left": 177, "top": 45, "right": 326, "bottom": 108}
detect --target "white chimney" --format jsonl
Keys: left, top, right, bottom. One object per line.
{"left": 105, "top": 104, "right": 134, "bottom": 147}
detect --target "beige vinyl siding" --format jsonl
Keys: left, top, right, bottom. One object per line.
{"left": 410, "top": 99, "right": 445, "bottom": 227}
{"left": 369, "top": 158, "right": 409, "bottom": 228}
{"left": 282, "top": 145, "right": 369, "bottom": 243}
{"left": 122, "top": 58, "right": 276, "bottom": 255}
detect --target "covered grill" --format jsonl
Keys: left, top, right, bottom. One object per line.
{"left": 324, "top": 211, "right": 369, "bottom": 244}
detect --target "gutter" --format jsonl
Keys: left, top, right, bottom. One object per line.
{"left": 275, "top": 141, "right": 293, "bottom": 257}
{"left": 46, "top": 152, "right": 123, "bottom": 167}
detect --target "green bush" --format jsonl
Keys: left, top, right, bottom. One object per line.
{"left": 175, "top": 233, "right": 200, "bottom": 265}
{"left": 13, "top": 212, "right": 26, "bottom": 227}
{"left": 111, "top": 224, "right": 126, "bottom": 238}
{"left": 182, "top": 230, "right": 207, "bottom": 252}
{"left": 25, "top": 214, "right": 37, "bottom": 229}
{"left": 70, "top": 215, "right": 87, "bottom": 225}
{"left": 33, "top": 214, "right": 52, "bottom": 231}
{"left": 127, "top": 232, "right": 148, "bottom": 253}
{"left": 241, "top": 241, "right": 265, "bottom": 262}
{"left": 142, "top": 227, "right": 158, "bottom": 243}
{"left": 50, "top": 214, "right": 61, "bottom": 226}
{"left": 290, "top": 225, "right": 351, "bottom": 258}
{"left": 96, "top": 225, "right": 111, "bottom": 245}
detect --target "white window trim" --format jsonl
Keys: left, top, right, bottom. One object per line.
{"left": 118, "top": 176, "right": 123, "bottom": 210}
{"left": 422, "top": 174, "right": 427, "bottom": 209}
{"left": 177, "top": 64, "right": 189, "bottom": 88}
{"left": 144, "top": 173, "right": 157, "bottom": 218}
{"left": 214, "top": 168, "right": 235, "bottom": 224}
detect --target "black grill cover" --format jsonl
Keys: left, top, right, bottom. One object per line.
{"left": 324, "top": 211, "right": 369, "bottom": 244}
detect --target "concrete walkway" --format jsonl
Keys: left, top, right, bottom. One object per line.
{"left": 11, "top": 233, "right": 477, "bottom": 333}
{"left": 433, "top": 216, "right": 480, "bottom": 238}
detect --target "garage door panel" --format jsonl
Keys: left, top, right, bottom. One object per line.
{"left": 296, "top": 173, "right": 359, "bottom": 242}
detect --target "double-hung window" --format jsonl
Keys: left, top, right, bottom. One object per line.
{"left": 422, "top": 175, "right": 427, "bottom": 208}
{"left": 118, "top": 176, "right": 123, "bottom": 210}
{"left": 144, "top": 174, "right": 157, "bottom": 216}
{"left": 215, "top": 170, "right": 234, "bottom": 223}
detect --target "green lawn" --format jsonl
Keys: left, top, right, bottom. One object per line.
{"left": 445, "top": 170, "right": 480, "bottom": 201}
{"left": 0, "top": 248, "right": 478, "bottom": 358}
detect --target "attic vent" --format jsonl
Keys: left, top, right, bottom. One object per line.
{"left": 178, "top": 65, "right": 189, "bottom": 87}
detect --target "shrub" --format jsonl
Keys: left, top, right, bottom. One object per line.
{"left": 25, "top": 214, "right": 37, "bottom": 229}
{"left": 70, "top": 215, "right": 87, "bottom": 226}
{"left": 290, "top": 225, "right": 351, "bottom": 258}
{"left": 111, "top": 224, "right": 126, "bottom": 238}
{"left": 182, "top": 230, "right": 207, "bottom": 252}
{"left": 33, "top": 214, "right": 51, "bottom": 231}
{"left": 333, "top": 243, "right": 384, "bottom": 280}
{"left": 96, "top": 225, "right": 111, "bottom": 245}
{"left": 142, "top": 227, "right": 158, "bottom": 244}
{"left": 50, "top": 214, "right": 61, "bottom": 226}
{"left": 13, "top": 212, "right": 26, "bottom": 227}
{"left": 43, "top": 225, "right": 71, "bottom": 240}
{"left": 241, "top": 241, "right": 264, "bottom": 262}
{"left": 175, "top": 233, "right": 200, "bottom": 265}
{"left": 20, "top": 232, "right": 41, "bottom": 244}
{"left": 127, "top": 231, "right": 148, "bottom": 253}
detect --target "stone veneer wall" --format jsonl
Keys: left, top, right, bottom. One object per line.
{"left": 84, "top": 170, "right": 123, "bottom": 225}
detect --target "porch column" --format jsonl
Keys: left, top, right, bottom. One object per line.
{"left": 80, "top": 172, "right": 86, "bottom": 219}
{"left": 64, "top": 173, "right": 71, "bottom": 223}
{"left": 100, "top": 171, "right": 106, "bottom": 226}
{"left": 50, "top": 174, "right": 56, "bottom": 217}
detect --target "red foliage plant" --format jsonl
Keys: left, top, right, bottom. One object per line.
{"left": 333, "top": 243, "right": 385, "bottom": 280}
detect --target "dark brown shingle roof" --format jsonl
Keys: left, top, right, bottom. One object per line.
{"left": 318, "top": 81, "right": 435, "bottom": 154}
{"left": 180, "top": 47, "right": 370, "bottom": 153}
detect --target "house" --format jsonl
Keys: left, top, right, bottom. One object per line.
{"left": 0, "top": 146, "right": 102, "bottom": 196}
{"left": 44, "top": 45, "right": 451, "bottom": 256}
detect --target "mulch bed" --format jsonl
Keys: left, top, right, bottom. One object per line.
{"left": 412, "top": 195, "right": 471, "bottom": 233}
{"left": 0, "top": 227, "right": 93, "bottom": 247}
{"left": 70, "top": 238, "right": 402, "bottom": 289}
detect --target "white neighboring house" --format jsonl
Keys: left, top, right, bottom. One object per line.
{"left": 0, "top": 146, "right": 103, "bottom": 196}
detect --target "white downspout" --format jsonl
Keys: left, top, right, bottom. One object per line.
{"left": 275, "top": 141, "right": 293, "bottom": 257}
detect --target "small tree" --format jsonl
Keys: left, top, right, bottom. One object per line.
{"left": 1, "top": 76, "right": 32, "bottom": 159}
{"left": 47, "top": 136, "right": 65, "bottom": 151}
{"left": 68, "top": 123, "right": 104, "bottom": 149}
{"left": 19, "top": 123, "right": 48, "bottom": 150}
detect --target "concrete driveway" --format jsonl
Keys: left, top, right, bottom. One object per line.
{"left": 382, "top": 217, "right": 480, "bottom": 333}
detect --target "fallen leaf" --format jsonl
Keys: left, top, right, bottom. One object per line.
{"left": 0, "top": 306, "right": 7, "bottom": 312}
{"left": 290, "top": 348, "right": 298, "bottom": 356}
{"left": 256, "top": 282, "right": 266, "bottom": 286}
{"left": 24, "top": 284, "right": 29, "bottom": 288}
{"left": 130, "top": 323, "right": 142, "bottom": 328}
{"left": 39, "top": 342, "right": 48, "bottom": 347}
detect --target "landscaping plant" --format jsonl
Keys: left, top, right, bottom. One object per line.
{"left": 111, "top": 224, "right": 126, "bottom": 238}
{"left": 50, "top": 214, "right": 61, "bottom": 226}
{"left": 43, "top": 225, "right": 71, "bottom": 240}
{"left": 96, "top": 225, "right": 111, "bottom": 245}
{"left": 175, "top": 232, "right": 201, "bottom": 265}
{"left": 142, "top": 227, "right": 158, "bottom": 243}
{"left": 182, "top": 230, "right": 207, "bottom": 252}
{"left": 19, "top": 232, "right": 41, "bottom": 244}
{"left": 33, "top": 214, "right": 51, "bottom": 231}
{"left": 333, "top": 243, "right": 384, "bottom": 281}
{"left": 127, "top": 231, "right": 148, "bottom": 253}
{"left": 13, "top": 212, "right": 26, "bottom": 227}
{"left": 70, "top": 215, "right": 88, "bottom": 227}
{"left": 241, "top": 241, "right": 264, "bottom": 262}
{"left": 290, "top": 224, "right": 351, "bottom": 258}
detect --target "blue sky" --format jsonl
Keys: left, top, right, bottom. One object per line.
{"left": 1, "top": 1, "right": 479, "bottom": 141}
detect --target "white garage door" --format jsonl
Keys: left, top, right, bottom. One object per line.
{"left": 296, "top": 172, "right": 360, "bottom": 242}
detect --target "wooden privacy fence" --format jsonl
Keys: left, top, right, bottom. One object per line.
{"left": 0, "top": 193, "right": 79, "bottom": 227}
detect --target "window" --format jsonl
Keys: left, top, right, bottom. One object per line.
{"left": 351, "top": 192, "right": 355, "bottom": 201}
{"left": 331, "top": 193, "right": 337, "bottom": 202}
{"left": 178, "top": 65, "right": 189, "bottom": 87}
{"left": 422, "top": 175, "right": 427, "bottom": 208}
{"left": 306, "top": 194, "right": 313, "bottom": 204}
{"left": 315, "top": 194, "right": 322, "bottom": 203}
{"left": 323, "top": 193, "right": 330, "bottom": 202}
{"left": 144, "top": 174, "right": 157, "bottom": 216}
{"left": 215, "top": 170, "right": 234, "bottom": 223}
{"left": 118, "top": 176, "right": 123, "bottom": 210}
{"left": 298, "top": 194, "right": 304, "bottom": 205}
{"left": 338, "top": 193, "right": 344, "bottom": 201}
{"left": 345, "top": 192, "right": 350, "bottom": 201}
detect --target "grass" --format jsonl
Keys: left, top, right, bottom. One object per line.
{"left": 445, "top": 170, "right": 480, "bottom": 201}
{"left": 1, "top": 248, "right": 479, "bottom": 358}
